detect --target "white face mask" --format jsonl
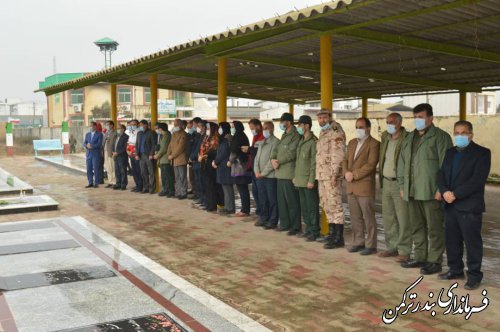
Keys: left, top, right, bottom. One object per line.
{"left": 218, "top": 127, "right": 223, "bottom": 135}
{"left": 206, "top": 130, "right": 211, "bottom": 136}
{"left": 263, "top": 130, "right": 271, "bottom": 139}
{"left": 117, "top": 129, "right": 123, "bottom": 135}
{"left": 196, "top": 127, "right": 202, "bottom": 134}
{"left": 356, "top": 128, "right": 367, "bottom": 140}
{"left": 156, "top": 129, "right": 161, "bottom": 135}
{"left": 251, "top": 129, "right": 257, "bottom": 136}
{"left": 172, "top": 126, "right": 180, "bottom": 133}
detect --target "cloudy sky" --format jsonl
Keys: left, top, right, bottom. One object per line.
{"left": 1, "top": 0, "right": 317, "bottom": 102}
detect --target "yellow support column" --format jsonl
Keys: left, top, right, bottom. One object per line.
{"left": 110, "top": 84, "right": 118, "bottom": 124}
{"left": 218, "top": 58, "right": 228, "bottom": 123}
{"left": 320, "top": 33, "right": 333, "bottom": 236}
{"left": 150, "top": 74, "right": 160, "bottom": 192}
{"left": 362, "top": 97, "right": 368, "bottom": 118}
{"left": 459, "top": 91, "right": 467, "bottom": 121}
{"left": 289, "top": 103, "right": 294, "bottom": 116}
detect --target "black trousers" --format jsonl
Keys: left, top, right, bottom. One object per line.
{"left": 193, "top": 163, "right": 205, "bottom": 204}
{"left": 444, "top": 206, "right": 483, "bottom": 283}
{"left": 202, "top": 164, "right": 222, "bottom": 211}
{"left": 236, "top": 184, "right": 250, "bottom": 214}
{"left": 130, "top": 157, "right": 142, "bottom": 190}
{"left": 115, "top": 154, "right": 128, "bottom": 189}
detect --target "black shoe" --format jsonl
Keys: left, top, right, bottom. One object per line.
{"left": 85, "top": 184, "right": 94, "bottom": 188}
{"left": 306, "top": 234, "right": 318, "bottom": 242}
{"left": 141, "top": 189, "right": 148, "bottom": 194}
{"left": 94, "top": 185, "right": 99, "bottom": 188}
{"left": 287, "top": 230, "right": 300, "bottom": 236}
{"left": 296, "top": 232, "right": 307, "bottom": 238}
{"left": 276, "top": 227, "right": 290, "bottom": 232}
{"left": 360, "top": 248, "right": 377, "bottom": 256}
{"left": 106, "top": 184, "right": 113, "bottom": 188}
{"left": 150, "top": 190, "right": 156, "bottom": 194}
{"left": 131, "top": 188, "right": 139, "bottom": 192}
{"left": 167, "top": 193, "right": 175, "bottom": 198}
{"left": 254, "top": 221, "right": 265, "bottom": 227}
{"left": 348, "top": 245, "right": 365, "bottom": 253}
{"left": 121, "top": 187, "right": 127, "bottom": 191}
{"left": 264, "top": 224, "right": 277, "bottom": 230}
{"left": 158, "top": 192, "right": 167, "bottom": 197}
{"left": 464, "top": 280, "right": 481, "bottom": 290}
{"left": 177, "top": 195, "right": 187, "bottom": 200}
{"left": 438, "top": 270, "right": 465, "bottom": 280}
{"left": 401, "top": 259, "right": 427, "bottom": 268}
{"left": 421, "top": 263, "right": 442, "bottom": 275}
{"left": 316, "top": 235, "right": 329, "bottom": 243}
{"left": 113, "top": 186, "right": 120, "bottom": 190}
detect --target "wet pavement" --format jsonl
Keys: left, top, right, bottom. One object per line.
{"left": 0, "top": 155, "right": 499, "bottom": 331}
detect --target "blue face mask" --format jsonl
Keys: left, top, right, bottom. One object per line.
{"left": 263, "top": 130, "right": 271, "bottom": 139}
{"left": 414, "top": 118, "right": 426, "bottom": 131}
{"left": 127, "top": 126, "right": 132, "bottom": 132}
{"left": 387, "top": 124, "right": 396, "bottom": 135}
{"left": 131, "top": 126, "right": 137, "bottom": 131}
{"left": 138, "top": 127, "right": 144, "bottom": 132}
{"left": 188, "top": 127, "right": 196, "bottom": 134}
{"left": 279, "top": 123, "right": 286, "bottom": 131}
{"left": 454, "top": 135, "right": 470, "bottom": 148}
{"left": 230, "top": 128, "right": 236, "bottom": 135}
{"left": 320, "top": 123, "right": 331, "bottom": 131}
{"left": 297, "top": 127, "right": 304, "bottom": 136}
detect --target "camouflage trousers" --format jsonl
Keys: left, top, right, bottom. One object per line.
{"left": 318, "top": 179, "right": 344, "bottom": 224}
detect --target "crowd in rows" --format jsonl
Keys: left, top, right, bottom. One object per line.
{"left": 83, "top": 103, "right": 491, "bottom": 290}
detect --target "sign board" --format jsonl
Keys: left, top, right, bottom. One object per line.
{"left": 158, "top": 99, "right": 176, "bottom": 116}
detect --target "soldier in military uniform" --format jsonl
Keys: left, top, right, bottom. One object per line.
{"left": 316, "top": 109, "right": 346, "bottom": 249}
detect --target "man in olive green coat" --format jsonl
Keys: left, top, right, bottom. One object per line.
{"left": 293, "top": 115, "right": 320, "bottom": 241}
{"left": 398, "top": 103, "right": 452, "bottom": 275}
{"left": 378, "top": 113, "right": 411, "bottom": 263}
{"left": 154, "top": 123, "right": 174, "bottom": 197}
{"left": 271, "top": 112, "right": 301, "bottom": 235}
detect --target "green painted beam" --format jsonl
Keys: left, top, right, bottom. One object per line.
{"left": 157, "top": 69, "right": 381, "bottom": 99}
{"left": 237, "top": 54, "right": 482, "bottom": 92}
{"left": 123, "top": 79, "right": 306, "bottom": 104}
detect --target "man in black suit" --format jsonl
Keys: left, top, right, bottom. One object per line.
{"left": 135, "top": 120, "right": 158, "bottom": 194}
{"left": 437, "top": 120, "right": 491, "bottom": 290}
{"left": 113, "top": 124, "right": 129, "bottom": 190}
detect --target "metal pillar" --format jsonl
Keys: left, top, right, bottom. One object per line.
{"left": 150, "top": 74, "right": 160, "bottom": 193}
{"left": 218, "top": 58, "right": 228, "bottom": 122}
{"left": 459, "top": 91, "right": 467, "bottom": 121}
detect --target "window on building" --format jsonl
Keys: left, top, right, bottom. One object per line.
{"left": 118, "top": 87, "right": 132, "bottom": 103}
{"left": 173, "top": 91, "right": 185, "bottom": 106}
{"left": 70, "top": 89, "right": 84, "bottom": 105}
{"left": 144, "top": 88, "right": 151, "bottom": 104}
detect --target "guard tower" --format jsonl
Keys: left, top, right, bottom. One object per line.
{"left": 94, "top": 37, "right": 119, "bottom": 68}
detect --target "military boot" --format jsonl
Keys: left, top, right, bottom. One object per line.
{"left": 323, "top": 224, "right": 336, "bottom": 249}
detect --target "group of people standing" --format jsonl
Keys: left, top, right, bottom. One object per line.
{"left": 83, "top": 102, "right": 491, "bottom": 290}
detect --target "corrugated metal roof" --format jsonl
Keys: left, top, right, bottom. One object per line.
{"left": 37, "top": 0, "right": 500, "bottom": 103}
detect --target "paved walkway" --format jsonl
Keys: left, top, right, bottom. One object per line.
{"left": 1, "top": 156, "right": 499, "bottom": 331}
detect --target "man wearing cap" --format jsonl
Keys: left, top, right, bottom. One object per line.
{"left": 271, "top": 112, "right": 301, "bottom": 234}
{"left": 294, "top": 115, "right": 320, "bottom": 241}
{"left": 316, "top": 110, "right": 347, "bottom": 249}
{"left": 343, "top": 117, "right": 380, "bottom": 256}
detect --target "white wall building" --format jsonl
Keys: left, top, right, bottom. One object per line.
{"left": 402, "top": 92, "right": 496, "bottom": 116}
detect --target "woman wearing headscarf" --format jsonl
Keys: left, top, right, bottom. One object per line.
{"left": 213, "top": 122, "right": 235, "bottom": 214}
{"left": 228, "top": 121, "right": 252, "bottom": 217}
{"left": 199, "top": 122, "right": 223, "bottom": 212}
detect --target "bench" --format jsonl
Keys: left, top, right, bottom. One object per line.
{"left": 33, "top": 139, "right": 63, "bottom": 158}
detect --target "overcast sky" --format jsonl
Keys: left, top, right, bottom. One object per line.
{"left": 1, "top": 0, "right": 318, "bottom": 102}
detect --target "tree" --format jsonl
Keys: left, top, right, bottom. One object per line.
{"left": 91, "top": 101, "right": 111, "bottom": 119}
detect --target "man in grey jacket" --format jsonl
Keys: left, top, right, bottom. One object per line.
{"left": 254, "top": 121, "right": 280, "bottom": 229}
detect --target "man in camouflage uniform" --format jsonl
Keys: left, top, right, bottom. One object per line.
{"left": 316, "top": 109, "right": 346, "bottom": 249}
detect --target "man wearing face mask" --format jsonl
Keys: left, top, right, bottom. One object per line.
{"left": 244, "top": 119, "right": 265, "bottom": 222}
{"left": 437, "top": 121, "right": 490, "bottom": 290}
{"left": 270, "top": 112, "right": 301, "bottom": 234}
{"left": 113, "top": 124, "right": 129, "bottom": 190}
{"left": 316, "top": 110, "right": 346, "bottom": 249}
{"left": 154, "top": 123, "right": 174, "bottom": 197}
{"left": 167, "top": 119, "right": 189, "bottom": 199}
{"left": 398, "top": 103, "right": 452, "bottom": 275}
{"left": 103, "top": 121, "right": 117, "bottom": 189}
{"left": 135, "top": 120, "right": 158, "bottom": 194}
{"left": 186, "top": 120, "right": 197, "bottom": 198}
{"left": 83, "top": 121, "right": 103, "bottom": 188}
{"left": 293, "top": 115, "right": 320, "bottom": 241}
{"left": 378, "top": 113, "right": 411, "bottom": 262}
{"left": 127, "top": 119, "right": 143, "bottom": 192}
{"left": 343, "top": 117, "right": 380, "bottom": 256}
{"left": 254, "top": 122, "right": 280, "bottom": 229}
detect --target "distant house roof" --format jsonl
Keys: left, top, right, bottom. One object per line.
{"left": 39, "top": 73, "right": 86, "bottom": 90}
